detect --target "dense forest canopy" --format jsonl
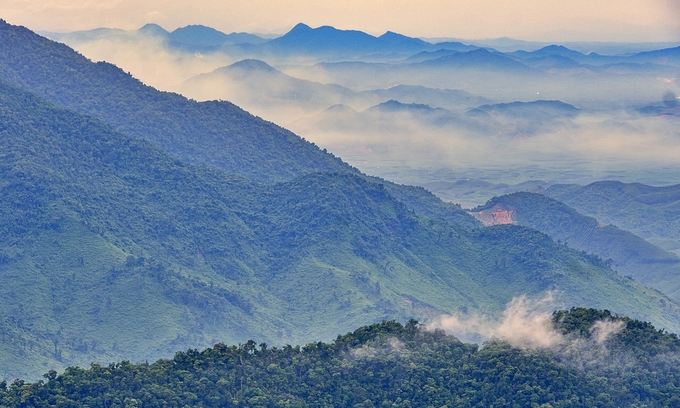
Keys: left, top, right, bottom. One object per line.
{"left": 2, "top": 309, "right": 680, "bottom": 407}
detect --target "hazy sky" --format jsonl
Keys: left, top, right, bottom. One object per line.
{"left": 2, "top": 0, "right": 679, "bottom": 42}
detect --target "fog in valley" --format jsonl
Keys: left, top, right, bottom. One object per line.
{"left": 45, "top": 25, "right": 680, "bottom": 208}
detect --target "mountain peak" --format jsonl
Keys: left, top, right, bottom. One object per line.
{"left": 535, "top": 44, "right": 584, "bottom": 57}
{"left": 169, "top": 25, "right": 230, "bottom": 47}
{"left": 226, "top": 59, "right": 278, "bottom": 73}
{"left": 371, "top": 99, "right": 436, "bottom": 113}
{"left": 289, "top": 22, "right": 313, "bottom": 32}
{"left": 138, "top": 23, "right": 168, "bottom": 36}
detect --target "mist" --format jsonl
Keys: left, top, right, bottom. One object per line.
{"left": 427, "top": 294, "right": 659, "bottom": 376}
{"left": 45, "top": 27, "right": 680, "bottom": 204}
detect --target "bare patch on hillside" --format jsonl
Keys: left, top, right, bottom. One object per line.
{"left": 471, "top": 204, "right": 516, "bottom": 226}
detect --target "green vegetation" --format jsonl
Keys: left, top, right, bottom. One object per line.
{"left": 474, "top": 192, "right": 680, "bottom": 300}
{"left": 2, "top": 78, "right": 679, "bottom": 381}
{"left": 0, "top": 19, "right": 353, "bottom": 184}
{"left": 3, "top": 310, "right": 680, "bottom": 407}
{"left": 2, "top": 19, "right": 680, "bottom": 392}
{"left": 546, "top": 181, "right": 680, "bottom": 255}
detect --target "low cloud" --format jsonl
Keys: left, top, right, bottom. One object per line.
{"left": 429, "top": 293, "right": 636, "bottom": 373}
{"left": 429, "top": 293, "right": 563, "bottom": 349}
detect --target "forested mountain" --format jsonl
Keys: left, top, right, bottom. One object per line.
{"left": 2, "top": 78, "right": 679, "bottom": 381}
{"left": 0, "top": 20, "right": 352, "bottom": 184}
{"left": 3, "top": 19, "right": 680, "bottom": 389}
{"left": 473, "top": 192, "right": 680, "bottom": 300}
{"left": 0, "top": 20, "right": 474, "bottom": 225}
{"left": 4, "top": 310, "right": 680, "bottom": 407}
{"left": 545, "top": 182, "right": 680, "bottom": 255}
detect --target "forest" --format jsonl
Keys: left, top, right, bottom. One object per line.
{"left": 2, "top": 309, "right": 680, "bottom": 407}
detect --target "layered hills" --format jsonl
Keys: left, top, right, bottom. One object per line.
{"left": 472, "top": 192, "right": 680, "bottom": 300}
{"left": 5, "top": 77, "right": 678, "bottom": 380}
{"left": 2, "top": 20, "right": 680, "bottom": 385}
{"left": 545, "top": 182, "right": 680, "bottom": 255}
{"left": 0, "top": 20, "right": 351, "bottom": 184}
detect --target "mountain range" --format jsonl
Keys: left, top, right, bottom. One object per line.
{"left": 2, "top": 19, "right": 680, "bottom": 383}
{"left": 472, "top": 192, "right": 680, "bottom": 300}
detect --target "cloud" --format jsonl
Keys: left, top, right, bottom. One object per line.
{"left": 429, "top": 293, "right": 563, "bottom": 349}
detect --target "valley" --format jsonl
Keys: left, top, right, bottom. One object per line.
{"left": 1, "top": 11, "right": 680, "bottom": 406}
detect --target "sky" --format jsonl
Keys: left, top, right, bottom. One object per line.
{"left": 1, "top": 0, "right": 679, "bottom": 42}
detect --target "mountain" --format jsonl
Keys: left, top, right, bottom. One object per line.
{"left": 180, "top": 59, "right": 355, "bottom": 109}
{"left": 137, "top": 23, "right": 169, "bottom": 37}
{"left": 470, "top": 100, "right": 580, "bottom": 120}
{"left": 0, "top": 20, "right": 352, "bottom": 183}
{"left": 263, "top": 23, "right": 382, "bottom": 55}
{"left": 357, "top": 84, "right": 488, "bottom": 110}
{"left": 38, "top": 27, "right": 128, "bottom": 43}
{"left": 180, "top": 61, "right": 490, "bottom": 129}
{"left": 6, "top": 311, "right": 680, "bottom": 407}
{"left": 509, "top": 45, "right": 588, "bottom": 64}
{"left": 627, "top": 46, "right": 680, "bottom": 65}
{"left": 472, "top": 192, "right": 680, "bottom": 300}
{"left": 3, "top": 78, "right": 680, "bottom": 380}
{"left": 43, "top": 24, "right": 266, "bottom": 52}
{"left": 260, "top": 23, "right": 442, "bottom": 57}
{"left": 545, "top": 181, "right": 680, "bottom": 255}
{"left": 167, "top": 25, "right": 266, "bottom": 47}
{"left": 378, "top": 31, "right": 431, "bottom": 49}
{"left": 421, "top": 48, "right": 539, "bottom": 74}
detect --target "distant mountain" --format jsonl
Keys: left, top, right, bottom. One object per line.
{"left": 473, "top": 192, "right": 680, "bottom": 300}
{"left": 167, "top": 24, "right": 266, "bottom": 47}
{"left": 378, "top": 31, "right": 431, "bottom": 49}
{"left": 260, "top": 23, "right": 454, "bottom": 57}
{"left": 510, "top": 45, "right": 587, "bottom": 62}
{"left": 263, "top": 23, "right": 381, "bottom": 55}
{"left": 181, "top": 61, "right": 489, "bottom": 119}
{"left": 357, "top": 84, "right": 489, "bottom": 109}
{"left": 137, "top": 23, "right": 169, "bottom": 37}
{"left": 462, "top": 100, "right": 580, "bottom": 138}
{"left": 180, "top": 59, "right": 355, "bottom": 109}
{"left": 471, "top": 100, "right": 580, "bottom": 120}
{"left": 368, "top": 99, "right": 442, "bottom": 114}
{"left": 43, "top": 23, "right": 266, "bottom": 53}
{"left": 545, "top": 182, "right": 680, "bottom": 255}
{"left": 405, "top": 49, "right": 461, "bottom": 62}
{"left": 421, "top": 48, "right": 539, "bottom": 74}
{"left": 628, "top": 46, "right": 680, "bottom": 65}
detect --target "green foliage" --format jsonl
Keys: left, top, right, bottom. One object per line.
{"left": 0, "top": 20, "right": 353, "bottom": 184}
{"left": 3, "top": 312, "right": 680, "bottom": 407}
{"left": 1, "top": 78, "right": 680, "bottom": 381}
{"left": 474, "top": 192, "right": 680, "bottom": 300}
{"left": 1, "top": 21, "right": 680, "bottom": 385}
{"left": 545, "top": 181, "right": 680, "bottom": 254}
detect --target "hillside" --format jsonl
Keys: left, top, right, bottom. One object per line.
{"left": 545, "top": 181, "right": 680, "bottom": 255}
{"left": 0, "top": 20, "right": 479, "bottom": 228}
{"left": 2, "top": 79, "right": 680, "bottom": 381}
{"left": 4, "top": 311, "right": 680, "bottom": 407}
{"left": 472, "top": 192, "right": 680, "bottom": 300}
{"left": 0, "top": 19, "right": 353, "bottom": 184}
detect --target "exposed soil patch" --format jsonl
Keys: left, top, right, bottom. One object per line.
{"left": 471, "top": 204, "right": 516, "bottom": 226}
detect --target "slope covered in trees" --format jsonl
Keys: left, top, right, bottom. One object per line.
{"left": 1, "top": 78, "right": 678, "bottom": 381}
{"left": 473, "top": 192, "right": 680, "bottom": 300}
{"left": 0, "top": 19, "right": 352, "bottom": 184}
{"left": 0, "top": 19, "right": 476, "bottom": 228}
{"left": 545, "top": 181, "right": 680, "bottom": 255}
{"left": 3, "top": 310, "right": 680, "bottom": 407}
